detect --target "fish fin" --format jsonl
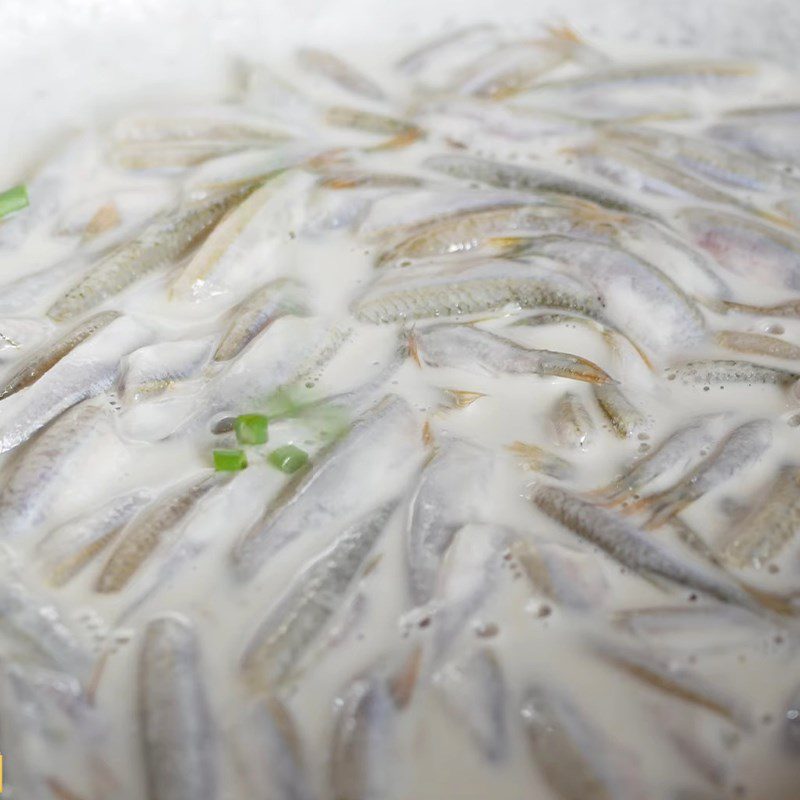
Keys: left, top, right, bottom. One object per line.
{"left": 406, "top": 327, "right": 422, "bottom": 367}
{"left": 389, "top": 644, "right": 423, "bottom": 709}
{"left": 368, "top": 128, "right": 425, "bottom": 152}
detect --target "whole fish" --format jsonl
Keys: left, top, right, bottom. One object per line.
{"left": 406, "top": 440, "right": 494, "bottom": 606}
{"left": 214, "top": 278, "right": 307, "bottom": 361}
{"left": 717, "top": 465, "right": 800, "bottom": 568}
{"left": 374, "top": 201, "right": 609, "bottom": 267}
{"left": 0, "top": 310, "right": 119, "bottom": 400}
{"left": 642, "top": 420, "right": 772, "bottom": 527}
{"left": 170, "top": 171, "right": 313, "bottom": 298}
{"left": 595, "top": 641, "right": 752, "bottom": 729}
{"left": 714, "top": 330, "right": 800, "bottom": 360}
{"left": 36, "top": 489, "right": 151, "bottom": 586}
{"left": 230, "top": 395, "right": 424, "bottom": 581}
{"left": 95, "top": 472, "right": 222, "bottom": 593}
{"left": 665, "top": 360, "right": 800, "bottom": 386}
{"left": 593, "top": 383, "right": 649, "bottom": 438}
{"left": 597, "top": 415, "right": 724, "bottom": 504}
{"left": 0, "top": 315, "right": 151, "bottom": 454}
{"left": 603, "top": 126, "right": 800, "bottom": 194}
{"left": 526, "top": 59, "right": 756, "bottom": 94}
{"left": 240, "top": 501, "right": 399, "bottom": 691}
{"left": 531, "top": 484, "right": 760, "bottom": 609}
{"left": 233, "top": 698, "right": 313, "bottom": 800}
{"left": 519, "top": 236, "right": 706, "bottom": 359}
{"left": 48, "top": 184, "right": 259, "bottom": 321}
{"left": 521, "top": 683, "right": 629, "bottom": 800}
{"left": 574, "top": 136, "right": 760, "bottom": 210}
{"left": 413, "top": 324, "right": 614, "bottom": 384}
{"left": 0, "top": 399, "right": 119, "bottom": 538}
{"left": 354, "top": 257, "right": 608, "bottom": 325}
{"left": 433, "top": 648, "right": 507, "bottom": 762}
{"left": 678, "top": 208, "right": 800, "bottom": 291}
{"left": 138, "top": 615, "right": 216, "bottom": 800}
{"left": 424, "top": 154, "right": 657, "bottom": 218}
{"left": 121, "top": 337, "right": 215, "bottom": 401}
{"left": 551, "top": 390, "right": 595, "bottom": 448}
{"left": 297, "top": 47, "right": 385, "bottom": 100}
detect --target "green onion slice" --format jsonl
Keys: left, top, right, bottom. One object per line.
{"left": 213, "top": 448, "right": 248, "bottom": 471}
{"left": 0, "top": 185, "right": 29, "bottom": 219}
{"left": 234, "top": 413, "right": 269, "bottom": 445}
{"left": 268, "top": 444, "right": 309, "bottom": 474}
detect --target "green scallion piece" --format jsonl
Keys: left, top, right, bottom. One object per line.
{"left": 0, "top": 185, "right": 29, "bottom": 219}
{"left": 234, "top": 413, "right": 269, "bottom": 445}
{"left": 213, "top": 448, "right": 248, "bottom": 471}
{"left": 268, "top": 444, "right": 308, "bottom": 474}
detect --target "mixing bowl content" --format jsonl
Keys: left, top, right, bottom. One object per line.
{"left": 2, "top": 23, "right": 800, "bottom": 799}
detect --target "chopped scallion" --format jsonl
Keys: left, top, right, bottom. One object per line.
{"left": 268, "top": 444, "right": 308, "bottom": 474}
{"left": 213, "top": 448, "right": 248, "bottom": 471}
{"left": 0, "top": 185, "right": 29, "bottom": 219}
{"left": 234, "top": 413, "right": 269, "bottom": 445}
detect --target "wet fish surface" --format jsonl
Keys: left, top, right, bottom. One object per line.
{"left": 3, "top": 27, "right": 800, "bottom": 800}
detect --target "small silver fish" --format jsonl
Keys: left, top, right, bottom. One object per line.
{"left": 413, "top": 324, "right": 614, "bottom": 384}
{"left": 354, "top": 257, "right": 607, "bottom": 325}
{"left": 424, "top": 153, "right": 657, "bottom": 218}
{"left": 0, "top": 399, "right": 119, "bottom": 538}
{"left": 36, "top": 489, "right": 151, "bottom": 586}
{"left": 0, "top": 561, "right": 91, "bottom": 678}
{"left": 603, "top": 126, "right": 800, "bottom": 194}
{"left": 139, "top": 615, "right": 217, "bottom": 800}
{"left": 598, "top": 415, "right": 724, "bottom": 503}
{"left": 214, "top": 278, "right": 307, "bottom": 361}
{"left": 240, "top": 501, "right": 398, "bottom": 691}
{"left": 714, "top": 330, "right": 800, "bottom": 360}
{"left": 642, "top": 420, "right": 772, "bottom": 527}
{"left": 330, "top": 670, "right": 398, "bottom": 800}
{"left": 521, "top": 683, "right": 628, "bottom": 800}
{"left": 551, "top": 390, "right": 595, "bottom": 448}
{"left": 594, "top": 641, "right": 753, "bottom": 729}
{"left": 121, "top": 338, "right": 215, "bottom": 401}
{"left": 0, "top": 315, "right": 151, "bottom": 454}
{"left": 0, "top": 310, "right": 120, "bottom": 400}
{"left": 666, "top": 359, "right": 800, "bottom": 386}
{"left": 678, "top": 207, "right": 800, "bottom": 291}
{"left": 532, "top": 484, "right": 759, "bottom": 609}
{"left": 717, "top": 465, "right": 800, "bottom": 568}
{"left": 48, "top": 184, "right": 259, "bottom": 322}
{"left": 95, "top": 472, "right": 222, "bottom": 593}
{"left": 230, "top": 395, "right": 423, "bottom": 582}
{"left": 406, "top": 440, "right": 494, "bottom": 606}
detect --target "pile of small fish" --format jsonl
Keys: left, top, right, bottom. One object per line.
{"left": 2, "top": 22, "right": 800, "bottom": 800}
